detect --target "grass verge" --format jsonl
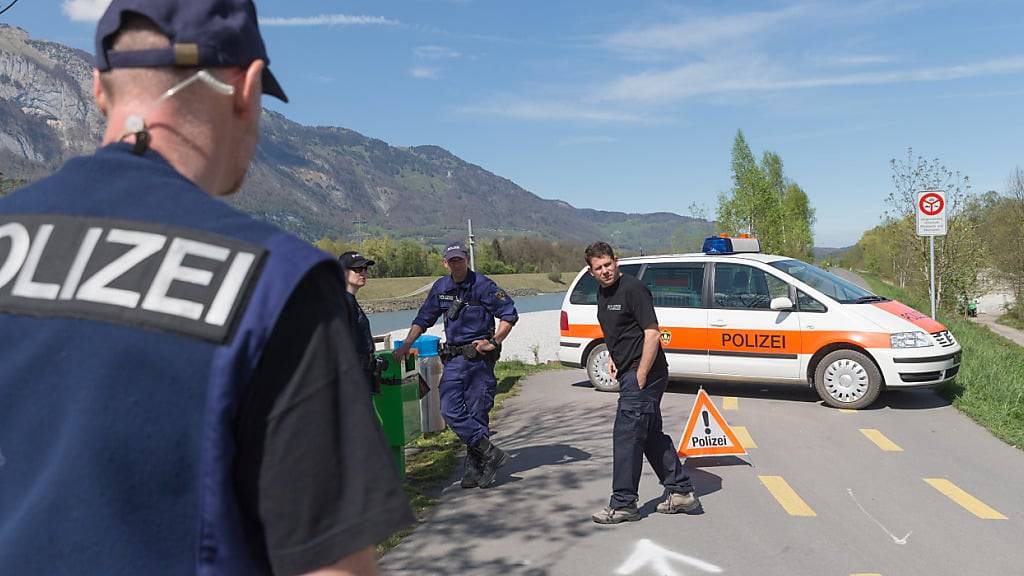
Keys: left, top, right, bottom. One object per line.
{"left": 863, "top": 274, "right": 1024, "bottom": 449}
{"left": 376, "top": 361, "right": 567, "bottom": 554}
{"left": 997, "top": 311, "right": 1024, "bottom": 332}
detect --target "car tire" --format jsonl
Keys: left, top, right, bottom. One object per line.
{"left": 586, "top": 343, "right": 619, "bottom": 392}
{"left": 813, "top": 349, "right": 882, "bottom": 409}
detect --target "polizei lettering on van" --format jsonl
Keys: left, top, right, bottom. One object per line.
{"left": 721, "top": 332, "right": 787, "bottom": 350}
{"left": 0, "top": 214, "right": 265, "bottom": 342}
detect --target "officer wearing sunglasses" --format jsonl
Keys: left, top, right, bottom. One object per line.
{"left": 339, "top": 251, "right": 377, "bottom": 388}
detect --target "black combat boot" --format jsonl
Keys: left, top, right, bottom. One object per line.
{"left": 472, "top": 437, "right": 509, "bottom": 489}
{"left": 460, "top": 450, "right": 482, "bottom": 489}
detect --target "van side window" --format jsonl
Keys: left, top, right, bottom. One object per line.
{"left": 642, "top": 264, "right": 704, "bottom": 308}
{"left": 713, "top": 263, "right": 788, "bottom": 310}
{"left": 570, "top": 264, "right": 641, "bottom": 305}
{"left": 797, "top": 290, "right": 827, "bottom": 313}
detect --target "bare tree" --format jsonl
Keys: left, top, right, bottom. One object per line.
{"left": 887, "top": 148, "right": 982, "bottom": 309}
{"left": 989, "top": 168, "right": 1024, "bottom": 311}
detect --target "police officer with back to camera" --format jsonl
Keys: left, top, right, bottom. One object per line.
{"left": 0, "top": 1, "right": 412, "bottom": 574}
{"left": 394, "top": 241, "right": 518, "bottom": 489}
{"left": 584, "top": 241, "right": 701, "bottom": 525}
{"left": 338, "top": 250, "right": 377, "bottom": 389}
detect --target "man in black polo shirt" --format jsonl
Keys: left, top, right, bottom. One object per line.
{"left": 586, "top": 241, "right": 701, "bottom": 524}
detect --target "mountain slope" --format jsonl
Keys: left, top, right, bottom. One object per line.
{"left": 0, "top": 25, "right": 713, "bottom": 250}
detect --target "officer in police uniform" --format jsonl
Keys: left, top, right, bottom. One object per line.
{"left": 338, "top": 250, "right": 377, "bottom": 389}
{"left": 395, "top": 241, "right": 518, "bottom": 489}
{"left": 0, "top": 1, "right": 412, "bottom": 574}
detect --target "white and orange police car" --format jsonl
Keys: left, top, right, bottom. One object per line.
{"left": 558, "top": 236, "right": 961, "bottom": 409}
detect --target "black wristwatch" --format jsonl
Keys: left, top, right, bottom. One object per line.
{"left": 487, "top": 337, "right": 499, "bottom": 347}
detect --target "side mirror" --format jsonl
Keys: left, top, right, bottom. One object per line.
{"left": 770, "top": 296, "right": 794, "bottom": 311}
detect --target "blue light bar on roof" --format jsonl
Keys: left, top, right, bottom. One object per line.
{"left": 702, "top": 236, "right": 761, "bottom": 254}
{"left": 702, "top": 237, "right": 732, "bottom": 254}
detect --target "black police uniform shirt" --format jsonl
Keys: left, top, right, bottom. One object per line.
{"left": 344, "top": 290, "right": 375, "bottom": 371}
{"left": 412, "top": 270, "right": 518, "bottom": 345}
{"left": 0, "top": 144, "right": 413, "bottom": 576}
{"left": 597, "top": 272, "right": 668, "bottom": 373}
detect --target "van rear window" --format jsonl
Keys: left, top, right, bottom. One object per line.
{"left": 569, "top": 264, "right": 640, "bottom": 305}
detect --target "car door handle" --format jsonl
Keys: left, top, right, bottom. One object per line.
{"left": 710, "top": 320, "right": 727, "bottom": 327}
{"left": 805, "top": 324, "right": 815, "bottom": 330}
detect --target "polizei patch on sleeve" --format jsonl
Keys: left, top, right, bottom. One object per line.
{"left": 0, "top": 214, "right": 265, "bottom": 343}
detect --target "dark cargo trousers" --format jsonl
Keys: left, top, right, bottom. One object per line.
{"left": 438, "top": 355, "right": 496, "bottom": 448}
{"left": 610, "top": 367, "right": 693, "bottom": 508}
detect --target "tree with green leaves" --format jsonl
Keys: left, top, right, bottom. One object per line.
{"left": 986, "top": 168, "right": 1024, "bottom": 317}
{"left": 717, "top": 130, "right": 816, "bottom": 258}
{"left": 1, "top": 177, "right": 26, "bottom": 197}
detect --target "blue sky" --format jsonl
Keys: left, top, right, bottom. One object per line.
{"left": 5, "top": 1, "right": 1024, "bottom": 247}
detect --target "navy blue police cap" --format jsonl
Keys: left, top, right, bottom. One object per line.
{"left": 94, "top": 0, "right": 288, "bottom": 102}
{"left": 338, "top": 251, "right": 375, "bottom": 269}
{"left": 443, "top": 242, "right": 468, "bottom": 260}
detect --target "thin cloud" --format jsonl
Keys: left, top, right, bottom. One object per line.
{"left": 411, "top": 67, "right": 440, "bottom": 79}
{"left": 259, "top": 14, "right": 399, "bottom": 27}
{"left": 558, "top": 136, "right": 618, "bottom": 146}
{"left": 809, "top": 54, "right": 899, "bottom": 67}
{"left": 62, "top": 0, "right": 111, "bottom": 22}
{"left": 607, "top": 4, "right": 806, "bottom": 53}
{"left": 460, "top": 101, "right": 649, "bottom": 123}
{"left": 415, "top": 45, "right": 462, "bottom": 60}
{"left": 605, "top": 1, "right": 921, "bottom": 55}
{"left": 602, "top": 55, "right": 1024, "bottom": 103}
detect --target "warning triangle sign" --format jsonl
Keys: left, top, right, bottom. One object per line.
{"left": 678, "top": 389, "right": 746, "bottom": 458}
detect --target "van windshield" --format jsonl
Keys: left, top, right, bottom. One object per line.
{"left": 768, "top": 260, "right": 885, "bottom": 304}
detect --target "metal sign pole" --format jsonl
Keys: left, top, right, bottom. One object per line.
{"left": 917, "top": 189, "right": 945, "bottom": 320}
{"left": 467, "top": 218, "right": 476, "bottom": 271}
{"left": 929, "top": 236, "right": 936, "bottom": 319}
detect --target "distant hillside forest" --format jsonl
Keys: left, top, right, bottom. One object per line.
{"left": 315, "top": 235, "right": 594, "bottom": 277}
{"left": 313, "top": 129, "right": 822, "bottom": 279}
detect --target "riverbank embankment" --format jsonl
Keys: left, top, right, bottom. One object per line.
{"left": 387, "top": 310, "right": 562, "bottom": 365}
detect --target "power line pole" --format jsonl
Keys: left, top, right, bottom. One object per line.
{"left": 352, "top": 219, "right": 367, "bottom": 244}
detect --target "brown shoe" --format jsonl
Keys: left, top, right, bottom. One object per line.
{"left": 591, "top": 504, "right": 641, "bottom": 525}
{"left": 656, "top": 491, "right": 701, "bottom": 514}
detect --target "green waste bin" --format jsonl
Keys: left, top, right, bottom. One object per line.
{"left": 371, "top": 349, "right": 421, "bottom": 478}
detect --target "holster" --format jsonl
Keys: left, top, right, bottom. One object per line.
{"left": 369, "top": 356, "right": 384, "bottom": 395}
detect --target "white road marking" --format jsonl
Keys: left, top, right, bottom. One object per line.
{"left": 847, "top": 488, "right": 911, "bottom": 545}
{"left": 617, "top": 539, "right": 723, "bottom": 575}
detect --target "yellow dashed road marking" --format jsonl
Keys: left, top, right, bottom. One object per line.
{"left": 838, "top": 408, "right": 857, "bottom": 413}
{"left": 723, "top": 396, "right": 738, "bottom": 410}
{"left": 758, "top": 475, "right": 816, "bottom": 517}
{"left": 732, "top": 426, "right": 757, "bottom": 448}
{"left": 860, "top": 428, "right": 903, "bottom": 452}
{"left": 924, "top": 478, "right": 1007, "bottom": 519}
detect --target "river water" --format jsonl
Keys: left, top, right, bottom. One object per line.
{"left": 366, "top": 292, "right": 565, "bottom": 334}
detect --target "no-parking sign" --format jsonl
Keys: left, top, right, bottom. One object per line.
{"left": 916, "top": 190, "right": 947, "bottom": 236}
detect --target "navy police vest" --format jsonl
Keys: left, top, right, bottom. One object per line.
{"left": 0, "top": 144, "right": 333, "bottom": 575}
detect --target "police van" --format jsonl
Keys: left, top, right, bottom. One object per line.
{"left": 558, "top": 236, "right": 962, "bottom": 409}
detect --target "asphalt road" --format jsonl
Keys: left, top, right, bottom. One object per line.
{"left": 380, "top": 369, "right": 1024, "bottom": 576}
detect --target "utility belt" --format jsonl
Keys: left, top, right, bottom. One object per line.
{"left": 440, "top": 341, "right": 501, "bottom": 363}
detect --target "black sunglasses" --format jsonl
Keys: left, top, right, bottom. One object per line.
{"left": 349, "top": 266, "right": 369, "bottom": 274}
